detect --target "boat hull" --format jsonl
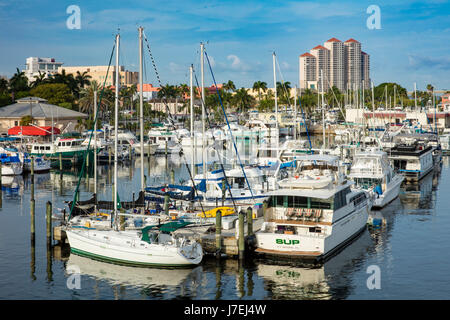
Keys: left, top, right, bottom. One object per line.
{"left": 66, "top": 229, "right": 203, "bottom": 267}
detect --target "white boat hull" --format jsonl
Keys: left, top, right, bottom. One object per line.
{"left": 372, "top": 175, "right": 404, "bottom": 209}
{"left": 65, "top": 228, "right": 203, "bottom": 267}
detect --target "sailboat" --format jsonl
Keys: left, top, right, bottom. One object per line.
{"left": 65, "top": 30, "right": 203, "bottom": 267}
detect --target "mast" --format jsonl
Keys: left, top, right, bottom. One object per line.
{"left": 114, "top": 32, "right": 120, "bottom": 229}
{"left": 273, "top": 52, "right": 278, "bottom": 150}
{"left": 414, "top": 82, "right": 417, "bottom": 112}
{"left": 294, "top": 85, "right": 297, "bottom": 140}
{"left": 190, "top": 64, "right": 195, "bottom": 174}
{"left": 138, "top": 26, "right": 145, "bottom": 197}
{"left": 321, "top": 69, "right": 325, "bottom": 149}
{"left": 200, "top": 42, "right": 206, "bottom": 181}
{"left": 94, "top": 90, "right": 98, "bottom": 211}
{"left": 371, "top": 81, "right": 375, "bottom": 133}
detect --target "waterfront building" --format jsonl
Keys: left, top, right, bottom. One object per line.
{"left": 310, "top": 45, "right": 330, "bottom": 92}
{"left": 299, "top": 52, "right": 317, "bottom": 90}
{"left": 23, "top": 57, "right": 63, "bottom": 83}
{"left": 324, "top": 38, "right": 346, "bottom": 92}
{"left": 0, "top": 96, "right": 88, "bottom": 134}
{"left": 344, "top": 38, "right": 362, "bottom": 91}
{"left": 58, "top": 65, "right": 138, "bottom": 87}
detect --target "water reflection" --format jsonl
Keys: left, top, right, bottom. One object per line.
{"left": 253, "top": 230, "right": 373, "bottom": 300}
{"left": 66, "top": 254, "right": 204, "bottom": 298}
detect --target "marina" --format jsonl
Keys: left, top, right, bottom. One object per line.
{"left": 0, "top": 0, "right": 449, "bottom": 304}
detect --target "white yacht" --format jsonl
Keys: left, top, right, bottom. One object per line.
{"left": 148, "top": 128, "right": 181, "bottom": 154}
{"left": 388, "top": 142, "right": 434, "bottom": 181}
{"left": 348, "top": 148, "right": 404, "bottom": 209}
{"left": 255, "top": 155, "right": 370, "bottom": 263}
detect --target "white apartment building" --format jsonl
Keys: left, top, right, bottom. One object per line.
{"left": 344, "top": 39, "right": 362, "bottom": 91}
{"left": 299, "top": 37, "right": 370, "bottom": 93}
{"left": 299, "top": 53, "right": 317, "bottom": 90}
{"left": 361, "top": 51, "right": 371, "bottom": 90}
{"left": 23, "top": 57, "right": 63, "bottom": 83}
{"left": 324, "top": 37, "right": 346, "bottom": 92}
{"left": 310, "top": 45, "right": 330, "bottom": 92}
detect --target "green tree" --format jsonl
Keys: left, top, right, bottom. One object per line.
{"left": 19, "top": 115, "right": 34, "bottom": 126}
{"left": 252, "top": 81, "right": 268, "bottom": 106}
{"left": 29, "top": 83, "right": 74, "bottom": 106}
{"left": 75, "top": 71, "right": 92, "bottom": 89}
{"left": 30, "top": 71, "right": 48, "bottom": 88}
{"left": 223, "top": 80, "right": 236, "bottom": 93}
{"left": 232, "top": 88, "right": 255, "bottom": 113}
{"left": 9, "top": 68, "right": 29, "bottom": 98}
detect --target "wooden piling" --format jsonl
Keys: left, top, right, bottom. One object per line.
{"left": 222, "top": 180, "right": 226, "bottom": 207}
{"left": 170, "top": 169, "right": 175, "bottom": 184}
{"left": 215, "top": 209, "right": 222, "bottom": 257}
{"left": 238, "top": 210, "right": 245, "bottom": 260}
{"left": 59, "top": 153, "right": 63, "bottom": 171}
{"left": 247, "top": 206, "right": 253, "bottom": 236}
{"left": 30, "top": 157, "right": 35, "bottom": 242}
{"left": 263, "top": 200, "right": 268, "bottom": 221}
{"left": 164, "top": 193, "right": 170, "bottom": 215}
{"left": 129, "top": 145, "right": 132, "bottom": 161}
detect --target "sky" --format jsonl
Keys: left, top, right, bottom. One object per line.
{"left": 0, "top": 0, "right": 449, "bottom": 91}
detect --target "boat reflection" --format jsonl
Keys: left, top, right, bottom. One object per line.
{"left": 66, "top": 253, "right": 203, "bottom": 289}
{"left": 254, "top": 229, "right": 373, "bottom": 300}
{"left": 399, "top": 167, "right": 440, "bottom": 213}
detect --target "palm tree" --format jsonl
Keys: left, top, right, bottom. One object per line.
{"left": 426, "top": 84, "right": 434, "bottom": 92}
{"left": 252, "top": 81, "right": 268, "bottom": 105}
{"left": 30, "top": 71, "right": 48, "bottom": 88}
{"left": 75, "top": 71, "right": 92, "bottom": 89}
{"left": 78, "top": 81, "right": 112, "bottom": 116}
{"left": 0, "top": 78, "right": 8, "bottom": 93}
{"left": 48, "top": 70, "right": 79, "bottom": 97}
{"left": 9, "top": 68, "right": 29, "bottom": 98}
{"left": 223, "top": 80, "right": 236, "bottom": 93}
{"left": 232, "top": 88, "right": 255, "bottom": 113}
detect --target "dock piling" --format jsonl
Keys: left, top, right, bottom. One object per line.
{"left": 238, "top": 210, "right": 245, "bottom": 260}
{"left": 215, "top": 209, "right": 222, "bottom": 258}
{"left": 247, "top": 206, "right": 253, "bottom": 236}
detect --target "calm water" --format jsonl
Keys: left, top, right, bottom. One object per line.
{"left": 0, "top": 139, "right": 449, "bottom": 300}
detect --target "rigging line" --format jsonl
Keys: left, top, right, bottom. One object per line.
{"left": 141, "top": 32, "right": 207, "bottom": 216}
{"left": 69, "top": 39, "right": 117, "bottom": 221}
{"left": 275, "top": 55, "right": 293, "bottom": 107}
{"left": 204, "top": 50, "right": 256, "bottom": 205}
{"left": 193, "top": 71, "right": 239, "bottom": 212}
{"left": 142, "top": 31, "right": 174, "bottom": 126}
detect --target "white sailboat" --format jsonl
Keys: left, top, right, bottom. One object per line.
{"left": 65, "top": 30, "right": 203, "bottom": 268}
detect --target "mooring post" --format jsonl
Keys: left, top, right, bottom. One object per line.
{"left": 59, "top": 153, "right": 62, "bottom": 172}
{"left": 170, "top": 169, "right": 175, "bottom": 184}
{"left": 222, "top": 180, "right": 226, "bottom": 207}
{"left": 30, "top": 156, "right": 35, "bottom": 243}
{"left": 108, "top": 146, "right": 112, "bottom": 164}
{"left": 164, "top": 192, "right": 170, "bottom": 216}
{"left": 238, "top": 210, "right": 245, "bottom": 260}
{"left": 46, "top": 201, "right": 52, "bottom": 245}
{"left": 247, "top": 206, "right": 253, "bottom": 236}
{"left": 129, "top": 145, "right": 132, "bottom": 161}
{"left": 215, "top": 209, "right": 222, "bottom": 257}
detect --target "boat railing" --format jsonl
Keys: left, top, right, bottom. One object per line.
{"left": 266, "top": 207, "right": 325, "bottom": 223}
{"left": 350, "top": 167, "right": 383, "bottom": 175}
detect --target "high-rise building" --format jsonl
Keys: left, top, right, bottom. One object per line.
{"left": 299, "top": 37, "right": 370, "bottom": 93}
{"left": 344, "top": 38, "right": 362, "bottom": 91}
{"left": 23, "top": 57, "right": 63, "bottom": 83}
{"left": 361, "top": 51, "right": 371, "bottom": 89}
{"left": 324, "top": 38, "right": 346, "bottom": 91}
{"left": 310, "top": 45, "right": 330, "bottom": 91}
{"left": 299, "top": 52, "right": 317, "bottom": 90}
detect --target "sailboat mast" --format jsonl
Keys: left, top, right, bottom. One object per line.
{"left": 321, "top": 69, "right": 325, "bottom": 149}
{"left": 114, "top": 33, "right": 120, "bottom": 229}
{"left": 201, "top": 43, "right": 206, "bottom": 181}
{"left": 190, "top": 64, "right": 195, "bottom": 174}
{"left": 414, "top": 82, "right": 417, "bottom": 112}
{"left": 139, "top": 27, "right": 145, "bottom": 195}
{"left": 94, "top": 90, "right": 97, "bottom": 209}
{"left": 371, "top": 81, "right": 375, "bottom": 133}
{"left": 272, "top": 52, "right": 278, "bottom": 150}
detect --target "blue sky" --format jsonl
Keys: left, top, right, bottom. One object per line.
{"left": 0, "top": 0, "right": 449, "bottom": 91}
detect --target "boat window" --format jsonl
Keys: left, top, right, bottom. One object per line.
{"left": 46, "top": 146, "right": 50, "bottom": 150}
{"left": 309, "top": 227, "right": 322, "bottom": 233}
{"left": 40, "top": 146, "right": 45, "bottom": 150}
{"left": 58, "top": 142, "right": 62, "bottom": 147}
{"left": 309, "top": 198, "right": 332, "bottom": 210}
{"left": 334, "top": 189, "right": 348, "bottom": 210}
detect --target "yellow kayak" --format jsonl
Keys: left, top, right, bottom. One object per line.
{"left": 197, "top": 207, "right": 235, "bottom": 218}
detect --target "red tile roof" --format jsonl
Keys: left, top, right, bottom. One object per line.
{"left": 300, "top": 52, "right": 315, "bottom": 57}
{"left": 326, "top": 37, "right": 342, "bottom": 42}
{"left": 312, "top": 45, "right": 328, "bottom": 50}
{"left": 345, "top": 38, "right": 359, "bottom": 43}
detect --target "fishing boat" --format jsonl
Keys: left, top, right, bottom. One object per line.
{"left": 255, "top": 154, "right": 370, "bottom": 263}
{"left": 348, "top": 148, "right": 404, "bottom": 209}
